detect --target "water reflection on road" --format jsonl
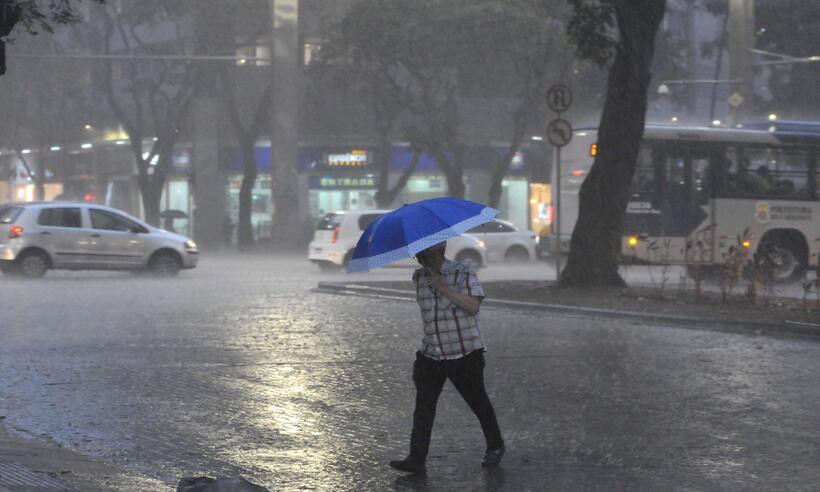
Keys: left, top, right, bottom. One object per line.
{"left": 0, "top": 255, "right": 818, "bottom": 490}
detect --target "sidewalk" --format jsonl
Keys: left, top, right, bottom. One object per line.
{"left": 314, "top": 280, "right": 820, "bottom": 339}
{"left": 0, "top": 424, "right": 166, "bottom": 492}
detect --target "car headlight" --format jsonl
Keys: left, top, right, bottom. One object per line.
{"left": 184, "top": 240, "right": 197, "bottom": 250}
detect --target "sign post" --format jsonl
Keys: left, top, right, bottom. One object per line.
{"left": 546, "top": 84, "right": 573, "bottom": 281}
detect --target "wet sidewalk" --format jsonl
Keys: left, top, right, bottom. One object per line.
{"left": 319, "top": 279, "right": 820, "bottom": 339}
{"left": 0, "top": 424, "right": 164, "bottom": 491}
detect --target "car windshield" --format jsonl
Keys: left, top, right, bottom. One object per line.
{"left": 316, "top": 213, "right": 342, "bottom": 230}
{"left": 0, "top": 206, "right": 23, "bottom": 224}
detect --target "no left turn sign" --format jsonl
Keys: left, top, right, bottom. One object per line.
{"left": 547, "top": 118, "right": 573, "bottom": 147}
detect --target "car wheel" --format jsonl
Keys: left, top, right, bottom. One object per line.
{"left": 504, "top": 246, "right": 530, "bottom": 263}
{"left": 18, "top": 250, "right": 49, "bottom": 278}
{"left": 149, "top": 251, "right": 182, "bottom": 277}
{"left": 455, "top": 250, "right": 482, "bottom": 268}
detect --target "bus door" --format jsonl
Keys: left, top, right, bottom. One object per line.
{"left": 655, "top": 142, "right": 716, "bottom": 263}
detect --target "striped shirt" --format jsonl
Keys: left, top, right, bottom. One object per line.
{"left": 413, "top": 259, "right": 486, "bottom": 361}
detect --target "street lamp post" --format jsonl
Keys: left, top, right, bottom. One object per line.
{"left": 728, "top": 0, "right": 754, "bottom": 125}
{"left": 268, "top": 0, "right": 302, "bottom": 249}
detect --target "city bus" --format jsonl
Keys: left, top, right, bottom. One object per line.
{"left": 551, "top": 121, "right": 820, "bottom": 281}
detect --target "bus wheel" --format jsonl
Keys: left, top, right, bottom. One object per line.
{"left": 760, "top": 236, "right": 807, "bottom": 283}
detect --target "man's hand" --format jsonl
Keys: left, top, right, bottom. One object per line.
{"left": 426, "top": 269, "right": 480, "bottom": 316}
{"left": 426, "top": 270, "right": 446, "bottom": 291}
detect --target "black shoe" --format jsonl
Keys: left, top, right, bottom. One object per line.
{"left": 481, "top": 445, "right": 505, "bottom": 467}
{"left": 389, "top": 457, "right": 426, "bottom": 474}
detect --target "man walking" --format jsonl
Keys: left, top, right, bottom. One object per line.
{"left": 390, "top": 242, "right": 504, "bottom": 474}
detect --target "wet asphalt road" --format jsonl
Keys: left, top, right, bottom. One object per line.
{"left": 1, "top": 256, "right": 819, "bottom": 491}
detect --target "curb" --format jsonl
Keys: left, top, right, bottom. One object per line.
{"left": 0, "top": 424, "right": 167, "bottom": 492}
{"left": 313, "top": 282, "right": 820, "bottom": 340}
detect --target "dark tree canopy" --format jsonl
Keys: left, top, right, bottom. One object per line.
{"left": 1, "top": 0, "right": 103, "bottom": 75}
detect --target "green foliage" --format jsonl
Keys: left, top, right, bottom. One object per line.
{"left": 3, "top": 0, "right": 104, "bottom": 37}
{"left": 566, "top": 0, "right": 616, "bottom": 66}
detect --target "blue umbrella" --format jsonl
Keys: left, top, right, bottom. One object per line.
{"left": 347, "top": 197, "right": 498, "bottom": 273}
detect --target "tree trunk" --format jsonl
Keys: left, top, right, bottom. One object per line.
{"left": 237, "top": 137, "right": 257, "bottom": 251}
{"left": 376, "top": 147, "right": 421, "bottom": 208}
{"left": 0, "top": 2, "right": 20, "bottom": 76}
{"left": 374, "top": 116, "right": 420, "bottom": 208}
{"left": 140, "top": 144, "right": 173, "bottom": 227}
{"left": 431, "top": 145, "right": 465, "bottom": 199}
{"left": 488, "top": 102, "right": 530, "bottom": 209}
{"left": 559, "top": 0, "right": 666, "bottom": 287}
{"left": 271, "top": 166, "right": 301, "bottom": 251}
{"left": 34, "top": 150, "right": 46, "bottom": 201}
{"left": 374, "top": 122, "right": 395, "bottom": 208}
{"left": 142, "top": 183, "right": 162, "bottom": 227}
{"left": 0, "top": 41, "right": 6, "bottom": 76}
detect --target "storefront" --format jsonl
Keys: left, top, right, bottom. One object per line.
{"left": 226, "top": 174, "right": 272, "bottom": 241}
{"left": 302, "top": 148, "right": 380, "bottom": 219}
{"left": 1, "top": 152, "right": 64, "bottom": 203}
{"left": 219, "top": 140, "right": 548, "bottom": 237}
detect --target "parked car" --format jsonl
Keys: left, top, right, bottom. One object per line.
{"left": 308, "top": 209, "right": 488, "bottom": 271}
{"left": 0, "top": 202, "right": 198, "bottom": 278}
{"left": 466, "top": 219, "right": 537, "bottom": 263}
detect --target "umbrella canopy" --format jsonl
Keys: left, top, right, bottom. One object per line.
{"left": 347, "top": 197, "right": 498, "bottom": 273}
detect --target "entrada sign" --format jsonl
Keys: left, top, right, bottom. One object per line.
{"left": 310, "top": 175, "right": 378, "bottom": 189}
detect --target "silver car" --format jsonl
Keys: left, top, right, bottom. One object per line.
{"left": 0, "top": 202, "right": 198, "bottom": 278}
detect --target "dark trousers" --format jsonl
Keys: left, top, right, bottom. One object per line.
{"left": 409, "top": 350, "right": 503, "bottom": 461}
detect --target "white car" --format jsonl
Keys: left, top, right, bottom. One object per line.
{"left": 466, "top": 219, "right": 537, "bottom": 263}
{"left": 0, "top": 202, "right": 198, "bottom": 277}
{"left": 308, "top": 209, "right": 488, "bottom": 271}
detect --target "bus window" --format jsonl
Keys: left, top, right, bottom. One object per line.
{"left": 715, "top": 145, "right": 742, "bottom": 196}
{"left": 719, "top": 145, "right": 804, "bottom": 199}
{"left": 816, "top": 151, "right": 820, "bottom": 199}
{"left": 742, "top": 147, "right": 809, "bottom": 199}
{"left": 743, "top": 148, "right": 774, "bottom": 195}
{"left": 631, "top": 145, "right": 656, "bottom": 196}
{"left": 625, "top": 144, "right": 664, "bottom": 236}
{"left": 649, "top": 142, "right": 711, "bottom": 237}
{"left": 774, "top": 149, "right": 810, "bottom": 198}
{"left": 692, "top": 155, "right": 711, "bottom": 204}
